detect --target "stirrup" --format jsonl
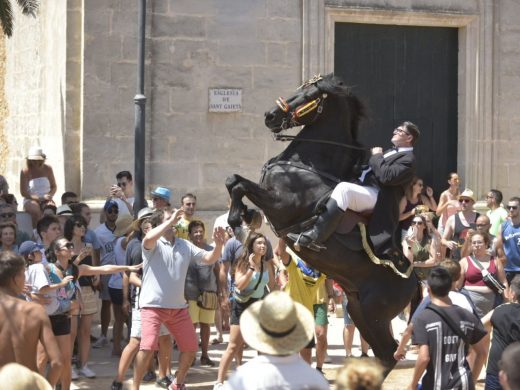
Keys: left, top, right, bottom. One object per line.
{"left": 292, "top": 233, "right": 326, "bottom": 253}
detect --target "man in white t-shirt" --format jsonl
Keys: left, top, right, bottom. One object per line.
{"left": 132, "top": 208, "right": 226, "bottom": 390}
{"left": 93, "top": 199, "right": 119, "bottom": 348}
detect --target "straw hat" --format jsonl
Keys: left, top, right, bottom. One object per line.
{"left": 130, "top": 207, "right": 154, "bottom": 231}
{"left": 56, "top": 204, "right": 73, "bottom": 216}
{"left": 0, "top": 363, "right": 52, "bottom": 390}
{"left": 458, "top": 188, "right": 475, "bottom": 203}
{"left": 113, "top": 214, "right": 135, "bottom": 237}
{"left": 239, "top": 291, "right": 314, "bottom": 356}
{"left": 26, "top": 146, "right": 46, "bottom": 160}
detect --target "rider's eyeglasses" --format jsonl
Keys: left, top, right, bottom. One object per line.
{"left": 394, "top": 127, "right": 410, "bottom": 136}
{"left": 508, "top": 205, "right": 519, "bottom": 210}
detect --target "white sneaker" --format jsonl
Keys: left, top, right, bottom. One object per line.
{"left": 79, "top": 364, "right": 96, "bottom": 378}
{"left": 71, "top": 367, "right": 79, "bottom": 380}
{"left": 213, "top": 383, "right": 224, "bottom": 390}
{"left": 92, "top": 335, "right": 108, "bottom": 348}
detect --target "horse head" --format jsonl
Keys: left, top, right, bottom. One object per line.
{"left": 264, "top": 73, "right": 365, "bottom": 142}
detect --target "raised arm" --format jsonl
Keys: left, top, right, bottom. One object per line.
{"left": 143, "top": 209, "right": 183, "bottom": 250}
{"left": 422, "top": 188, "right": 437, "bottom": 212}
{"left": 200, "top": 227, "right": 226, "bottom": 265}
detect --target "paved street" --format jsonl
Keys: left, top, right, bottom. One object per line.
{"left": 70, "top": 311, "right": 418, "bottom": 389}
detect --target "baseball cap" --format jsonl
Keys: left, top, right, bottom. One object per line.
{"left": 104, "top": 199, "right": 119, "bottom": 212}
{"left": 19, "top": 241, "right": 44, "bottom": 256}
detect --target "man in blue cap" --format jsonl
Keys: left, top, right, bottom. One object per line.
{"left": 151, "top": 187, "right": 171, "bottom": 210}
{"left": 93, "top": 199, "right": 119, "bottom": 348}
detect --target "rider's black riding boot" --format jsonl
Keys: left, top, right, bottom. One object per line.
{"left": 287, "top": 198, "right": 344, "bottom": 252}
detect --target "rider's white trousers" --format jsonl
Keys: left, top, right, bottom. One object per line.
{"left": 330, "top": 182, "right": 379, "bottom": 212}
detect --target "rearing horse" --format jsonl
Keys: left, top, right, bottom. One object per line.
{"left": 226, "top": 74, "right": 418, "bottom": 372}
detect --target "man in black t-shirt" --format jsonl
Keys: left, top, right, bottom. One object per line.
{"left": 485, "top": 275, "right": 520, "bottom": 390}
{"left": 410, "top": 267, "right": 487, "bottom": 390}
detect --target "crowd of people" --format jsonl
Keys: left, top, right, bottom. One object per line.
{"left": 1, "top": 141, "right": 520, "bottom": 390}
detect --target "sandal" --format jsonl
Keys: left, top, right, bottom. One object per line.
{"left": 200, "top": 356, "right": 215, "bottom": 367}
{"left": 211, "top": 337, "right": 223, "bottom": 345}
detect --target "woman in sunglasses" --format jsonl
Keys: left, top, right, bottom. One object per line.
{"left": 398, "top": 176, "right": 437, "bottom": 239}
{"left": 44, "top": 237, "right": 141, "bottom": 389}
{"left": 63, "top": 215, "right": 99, "bottom": 380}
{"left": 402, "top": 214, "right": 440, "bottom": 282}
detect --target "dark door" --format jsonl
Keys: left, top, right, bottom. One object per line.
{"left": 334, "top": 23, "right": 458, "bottom": 196}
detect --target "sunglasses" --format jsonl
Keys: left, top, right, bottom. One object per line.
{"left": 60, "top": 242, "right": 74, "bottom": 250}
{"left": 476, "top": 224, "right": 489, "bottom": 228}
{"left": 411, "top": 220, "right": 423, "bottom": 225}
{"left": 508, "top": 205, "right": 519, "bottom": 210}
{"left": 106, "top": 208, "right": 119, "bottom": 214}
{"left": 117, "top": 182, "right": 127, "bottom": 187}
{"left": 0, "top": 212, "right": 15, "bottom": 218}
{"left": 74, "top": 222, "right": 85, "bottom": 228}
{"left": 459, "top": 198, "right": 472, "bottom": 203}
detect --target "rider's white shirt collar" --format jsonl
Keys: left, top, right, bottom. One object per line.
{"left": 384, "top": 146, "right": 413, "bottom": 158}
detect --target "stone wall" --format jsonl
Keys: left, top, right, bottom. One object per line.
{"left": 81, "top": 0, "right": 302, "bottom": 210}
{"left": 1, "top": 0, "right": 71, "bottom": 203}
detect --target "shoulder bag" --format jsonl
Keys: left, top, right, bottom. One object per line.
{"left": 233, "top": 260, "right": 263, "bottom": 303}
{"left": 469, "top": 256, "right": 505, "bottom": 295}
{"left": 426, "top": 304, "right": 470, "bottom": 345}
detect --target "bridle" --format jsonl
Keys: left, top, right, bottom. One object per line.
{"left": 272, "top": 75, "right": 369, "bottom": 151}
{"left": 275, "top": 94, "right": 327, "bottom": 130}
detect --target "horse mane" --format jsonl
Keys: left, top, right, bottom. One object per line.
{"left": 316, "top": 74, "right": 366, "bottom": 142}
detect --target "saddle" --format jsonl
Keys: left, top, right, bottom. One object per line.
{"left": 313, "top": 195, "right": 413, "bottom": 278}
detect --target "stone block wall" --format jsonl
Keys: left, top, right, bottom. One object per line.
{"left": 81, "top": 0, "right": 302, "bottom": 210}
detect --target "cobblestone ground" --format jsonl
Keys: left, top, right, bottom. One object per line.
{"left": 72, "top": 315, "right": 484, "bottom": 390}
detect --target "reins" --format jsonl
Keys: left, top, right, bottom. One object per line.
{"left": 274, "top": 134, "right": 370, "bottom": 151}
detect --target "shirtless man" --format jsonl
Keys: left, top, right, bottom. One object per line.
{"left": 0, "top": 251, "right": 63, "bottom": 386}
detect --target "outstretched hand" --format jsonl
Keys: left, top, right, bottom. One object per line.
{"left": 128, "top": 263, "right": 143, "bottom": 273}
{"left": 212, "top": 226, "right": 227, "bottom": 247}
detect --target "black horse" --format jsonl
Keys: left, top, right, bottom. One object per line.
{"left": 226, "top": 74, "right": 418, "bottom": 372}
